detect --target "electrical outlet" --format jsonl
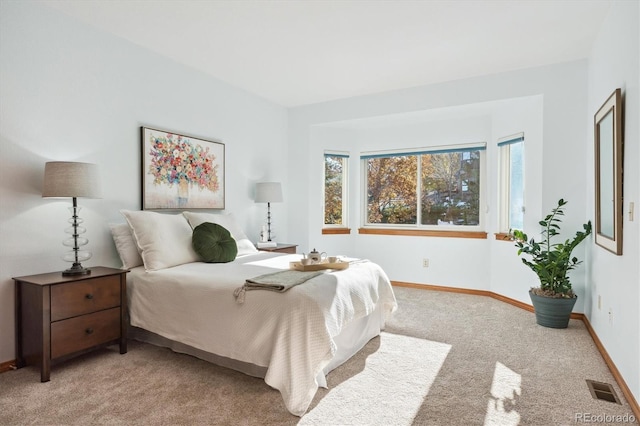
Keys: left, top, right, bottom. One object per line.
{"left": 422, "top": 258, "right": 429, "bottom": 268}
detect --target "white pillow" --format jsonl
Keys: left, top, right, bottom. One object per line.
{"left": 109, "top": 223, "right": 144, "bottom": 269}
{"left": 121, "top": 210, "right": 200, "bottom": 271}
{"left": 182, "top": 211, "right": 258, "bottom": 256}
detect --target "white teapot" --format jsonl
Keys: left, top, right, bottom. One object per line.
{"left": 307, "top": 248, "right": 327, "bottom": 264}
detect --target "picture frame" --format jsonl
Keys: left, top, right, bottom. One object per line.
{"left": 594, "top": 89, "right": 623, "bottom": 255}
{"left": 141, "top": 127, "right": 225, "bottom": 210}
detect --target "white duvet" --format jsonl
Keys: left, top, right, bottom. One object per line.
{"left": 127, "top": 252, "right": 397, "bottom": 416}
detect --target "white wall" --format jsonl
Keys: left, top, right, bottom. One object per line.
{"left": 316, "top": 113, "right": 495, "bottom": 289}
{"left": 306, "top": 97, "right": 545, "bottom": 291}
{"left": 587, "top": 0, "right": 640, "bottom": 404}
{"left": 489, "top": 96, "right": 546, "bottom": 301}
{"left": 0, "top": 2, "right": 288, "bottom": 364}
{"left": 307, "top": 126, "right": 358, "bottom": 257}
{"left": 289, "top": 60, "right": 589, "bottom": 305}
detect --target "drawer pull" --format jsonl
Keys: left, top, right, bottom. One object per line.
{"left": 85, "top": 294, "right": 93, "bottom": 300}
{"left": 85, "top": 328, "right": 94, "bottom": 335}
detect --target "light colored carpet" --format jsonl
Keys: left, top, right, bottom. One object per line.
{"left": 0, "top": 287, "right": 636, "bottom": 425}
{"left": 300, "top": 333, "right": 451, "bottom": 425}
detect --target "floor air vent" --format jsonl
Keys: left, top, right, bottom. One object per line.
{"left": 586, "top": 379, "right": 621, "bottom": 404}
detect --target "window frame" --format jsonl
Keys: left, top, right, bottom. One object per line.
{"left": 497, "top": 133, "right": 525, "bottom": 234}
{"left": 360, "top": 142, "right": 487, "bottom": 233}
{"left": 323, "top": 151, "right": 349, "bottom": 230}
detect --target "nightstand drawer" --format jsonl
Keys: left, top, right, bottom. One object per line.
{"left": 51, "top": 275, "right": 121, "bottom": 321}
{"left": 51, "top": 307, "right": 121, "bottom": 359}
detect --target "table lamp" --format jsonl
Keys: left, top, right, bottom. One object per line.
{"left": 43, "top": 161, "right": 101, "bottom": 276}
{"left": 255, "top": 182, "right": 283, "bottom": 242}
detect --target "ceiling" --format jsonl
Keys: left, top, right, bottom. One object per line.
{"left": 42, "top": 0, "right": 611, "bottom": 108}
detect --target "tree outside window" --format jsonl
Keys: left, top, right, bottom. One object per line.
{"left": 324, "top": 154, "right": 348, "bottom": 226}
{"left": 366, "top": 155, "right": 417, "bottom": 224}
{"left": 363, "top": 147, "right": 483, "bottom": 227}
{"left": 421, "top": 151, "right": 480, "bottom": 225}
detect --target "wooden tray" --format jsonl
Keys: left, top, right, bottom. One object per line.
{"left": 289, "top": 261, "right": 349, "bottom": 272}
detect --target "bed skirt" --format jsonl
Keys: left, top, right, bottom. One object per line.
{"left": 128, "top": 300, "right": 386, "bottom": 388}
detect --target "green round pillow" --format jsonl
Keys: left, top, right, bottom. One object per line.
{"left": 192, "top": 222, "right": 238, "bottom": 263}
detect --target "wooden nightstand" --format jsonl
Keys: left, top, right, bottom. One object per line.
{"left": 13, "top": 266, "right": 128, "bottom": 382}
{"left": 256, "top": 243, "right": 298, "bottom": 254}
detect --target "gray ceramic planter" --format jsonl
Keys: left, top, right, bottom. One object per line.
{"left": 529, "top": 291, "right": 577, "bottom": 328}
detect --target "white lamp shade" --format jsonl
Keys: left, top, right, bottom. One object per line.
{"left": 42, "top": 161, "right": 101, "bottom": 198}
{"left": 255, "top": 182, "right": 283, "bottom": 203}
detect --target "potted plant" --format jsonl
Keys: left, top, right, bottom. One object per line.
{"left": 511, "top": 199, "right": 592, "bottom": 328}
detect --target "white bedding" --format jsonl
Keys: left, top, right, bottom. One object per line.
{"left": 127, "top": 252, "right": 397, "bottom": 416}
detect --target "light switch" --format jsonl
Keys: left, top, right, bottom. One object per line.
{"left": 629, "top": 202, "right": 635, "bottom": 221}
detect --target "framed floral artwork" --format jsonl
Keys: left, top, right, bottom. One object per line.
{"left": 141, "top": 127, "right": 225, "bottom": 210}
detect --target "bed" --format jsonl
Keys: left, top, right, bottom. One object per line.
{"left": 111, "top": 210, "right": 397, "bottom": 416}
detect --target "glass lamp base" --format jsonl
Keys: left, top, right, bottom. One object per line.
{"left": 62, "top": 264, "right": 91, "bottom": 276}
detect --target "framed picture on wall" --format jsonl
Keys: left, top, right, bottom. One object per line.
{"left": 594, "top": 89, "right": 623, "bottom": 255}
{"left": 141, "top": 127, "right": 225, "bottom": 210}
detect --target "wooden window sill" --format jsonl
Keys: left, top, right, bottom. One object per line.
{"left": 322, "top": 228, "right": 351, "bottom": 235}
{"left": 358, "top": 228, "right": 487, "bottom": 239}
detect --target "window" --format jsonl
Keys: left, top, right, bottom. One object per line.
{"left": 498, "top": 133, "right": 525, "bottom": 232}
{"left": 324, "top": 152, "right": 349, "bottom": 228}
{"left": 362, "top": 143, "right": 485, "bottom": 230}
